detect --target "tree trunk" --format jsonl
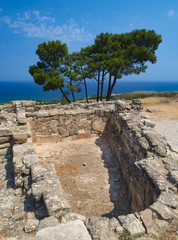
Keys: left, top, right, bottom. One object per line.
{"left": 106, "top": 72, "right": 112, "bottom": 101}
{"left": 84, "top": 78, "right": 89, "bottom": 103}
{"left": 106, "top": 75, "right": 117, "bottom": 101}
{"left": 97, "top": 71, "right": 100, "bottom": 102}
{"left": 70, "top": 80, "right": 75, "bottom": 102}
{"left": 100, "top": 70, "right": 105, "bottom": 101}
{"left": 59, "top": 87, "right": 71, "bottom": 103}
{"left": 71, "top": 89, "right": 75, "bottom": 102}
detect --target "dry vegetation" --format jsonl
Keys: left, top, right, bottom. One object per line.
{"left": 141, "top": 97, "right": 178, "bottom": 121}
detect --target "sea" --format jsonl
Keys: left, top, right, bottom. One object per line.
{"left": 0, "top": 80, "right": 178, "bottom": 104}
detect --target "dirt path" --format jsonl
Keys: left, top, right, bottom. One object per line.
{"left": 34, "top": 136, "right": 130, "bottom": 218}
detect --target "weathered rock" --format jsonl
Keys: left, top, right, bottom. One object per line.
{"left": 118, "top": 214, "right": 145, "bottom": 237}
{"left": 36, "top": 220, "right": 92, "bottom": 240}
{"left": 158, "top": 191, "right": 178, "bottom": 209}
{"left": 109, "top": 217, "right": 123, "bottom": 234}
{"left": 61, "top": 212, "right": 86, "bottom": 224}
{"left": 139, "top": 209, "right": 154, "bottom": 234}
{"left": 92, "top": 118, "right": 106, "bottom": 132}
{"left": 169, "top": 170, "right": 178, "bottom": 187}
{"left": 155, "top": 219, "right": 169, "bottom": 233}
{"left": 0, "top": 136, "right": 11, "bottom": 144}
{"left": 143, "top": 120, "right": 155, "bottom": 128}
{"left": 149, "top": 202, "right": 175, "bottom": 221}
{"left": 144, "top": 132, "right": 167, "bottom": 157}
{"left": 38, "top": 216, "right": 59, "bottom": 231}
{"left": 0, "top": 143, "right": 10, "bottom": 149}
{"left": 22, "top": 154, "right": 38, "bottom": 169}
{"left": 86, "top": 216, "right": 119, "bottom": 240}
{"left": 0, "top": 128, "right": 12, "bottom": 137}
{"left": 31, "top": 164, "right": 70, "bottom": 218}
{"left": 13, "top": 133, "right": 28, "bottom": 144}
{"left": 24, "top": 219, "right": 39, "bottom": 233}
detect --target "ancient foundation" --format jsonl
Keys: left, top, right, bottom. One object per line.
{"left": 0, "top": 100, "right": 177, "bottom": 240}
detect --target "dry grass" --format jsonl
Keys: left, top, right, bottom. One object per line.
{"left": 141, "top": 97, "right": 178, "bottom": 121}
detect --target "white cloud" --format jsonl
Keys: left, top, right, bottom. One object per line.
{"left": 168, "top": 10, "right": 175, "bottom": 17}
{"left": 0, "top": 10, "right": 93, "bottom": 42}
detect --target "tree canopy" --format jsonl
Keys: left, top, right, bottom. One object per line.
{"left": 29, "top": 29, "right": 162, "bottom": 103}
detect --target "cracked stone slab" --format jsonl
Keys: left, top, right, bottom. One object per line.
{"left": 36, "top": 220, "right": 92, "bottom": 240}
{"left": 158, "top": 191, "right": 178, "bottom": 209}
{"left": 24, "top": 219, "right": 39, "bottom": 233}
{"left": 86, "top": 216, "right": 119, "bottom": 240}
{"left": 22, "top": 154, "right": 38, "bottom": 169}
{"left": 31, "top": 164, "right": 70, "bottom": 218}
{"left": 118, "top": 214, "right": 145, "bottom": 237}
{"left": 139, "top": 209, "right": 154, "bottom": 234}
{"left": 169, "top": 170, "right": 178, "bottom": 187}
{"left": 149, "top": 202, "right": 175, "bottom": 221}
{"left": 38, "top": 216, "right": 59, "bottom": 232}
{"left": 61, "top": 213, "right": 86, "bottom": 224}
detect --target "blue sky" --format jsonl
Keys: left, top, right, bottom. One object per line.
{"left": 0, "top": 0, "right": 178, "bottom": 82}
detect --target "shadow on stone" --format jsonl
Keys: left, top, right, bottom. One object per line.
{"left": 5, "top": 146, "right": 15, "bottom": 189}
{"left": 95, "top": 136, "right": 131, "bottom": 218}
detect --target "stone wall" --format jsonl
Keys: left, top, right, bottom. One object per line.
{"left": 106, "top": 100, "right": 168, "bottom": 212}
{"left": 25, "top": 102, "right": 115, "bottom": 141}
{"left": 0, "top": 100, "right": 178, "bottom": 239}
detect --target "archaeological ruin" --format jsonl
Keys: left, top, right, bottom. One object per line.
{"left": 0, "top": 100, "right": 177, "bottom": 240}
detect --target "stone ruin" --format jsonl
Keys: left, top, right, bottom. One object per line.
{"left": 0, "top": 100, "right": 178, "bottom": 240}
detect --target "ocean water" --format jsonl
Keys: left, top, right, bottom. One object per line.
{"left": 0, "top": 80, "right": 178, "bottom": 104}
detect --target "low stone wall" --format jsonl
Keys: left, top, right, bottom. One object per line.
{"left": 0, "top": 100, "right": 178, "bottom": 240}
{"left": 26, "top": 102, "right": 115, "bottom": 140}
{"left": 106, "top": 100, "right": 168, "bottom": 212}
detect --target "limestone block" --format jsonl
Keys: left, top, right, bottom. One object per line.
{"left": 24, "top": 219, "right": 39, "bottom": 233}
{"left": 37, "top": 111, "right": 49, "bottom": 118}
{"left": 155, "top": 219, "right": 169, "bottom": 233}
{"left": 92, "top": 118, "right": 106, "bottom": 132}
{"left": 0, "top": 128, "right": 12, "bottom": 137}
{"left": 0, "top": 136, "right": 11, "bottom": 144}
{"left": 32, "top": 182, "right": 46, "bottom": 202}
{"left": 38, "top": 216, "right": 59, "bottom": 231}
{"left": 17, "top": 112, "right": 27, "bottom": 125}
{"left": 22, "top": 154, "right": 38, "bottom": 169}
{"left": 13, "top": 133, "right": 28, "bottom": 144}
{"left": 0, "top": 195, "right": 14, "bottom": 218}
{"left": 43, "top": 179, "right": 70, "bottom": 218}
{"left": 158, "top": 191, "right": 178, "bottom": 209}
{"left": 31, "top": 164, "right": 70, "bottom": 218}
{"left": 115, "top": 100, "right": 127, "bottom": 111}
{"left": 86, "top": 216, "right": 119, "bottom": 240}
{"left": 0, "top": 148, "right": 9, "bottom": 156}
{"left": 149, "top": 202, "right": 175, "bottom": 221}
{"left": 143, "top": 120, "right": 155, "bottom": 128}
{"left": 0, "top": 143, "right": 10, "bottom": 149}
{"left": 36, "top": 220, "right": 92, "bottom": 240}
{"left": 144, "top": 132, "right": 167, "bottom": 157}
{"left": 61, "top": 213, "right": 86, "bottom": 224}
{"left": 118, "top": 214, "right": 145, "bottom": 237}
{"left": 139, "top": 209, "right": 154, "bottom": 234}
{"left": 13, "top": 156, "right": 23, "bottom": 174}
{"left": 109, "top": 217, "right": 123, "bottom": 234}
{"left": 169, "top": 170, "right": 178, "bottom": 187}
